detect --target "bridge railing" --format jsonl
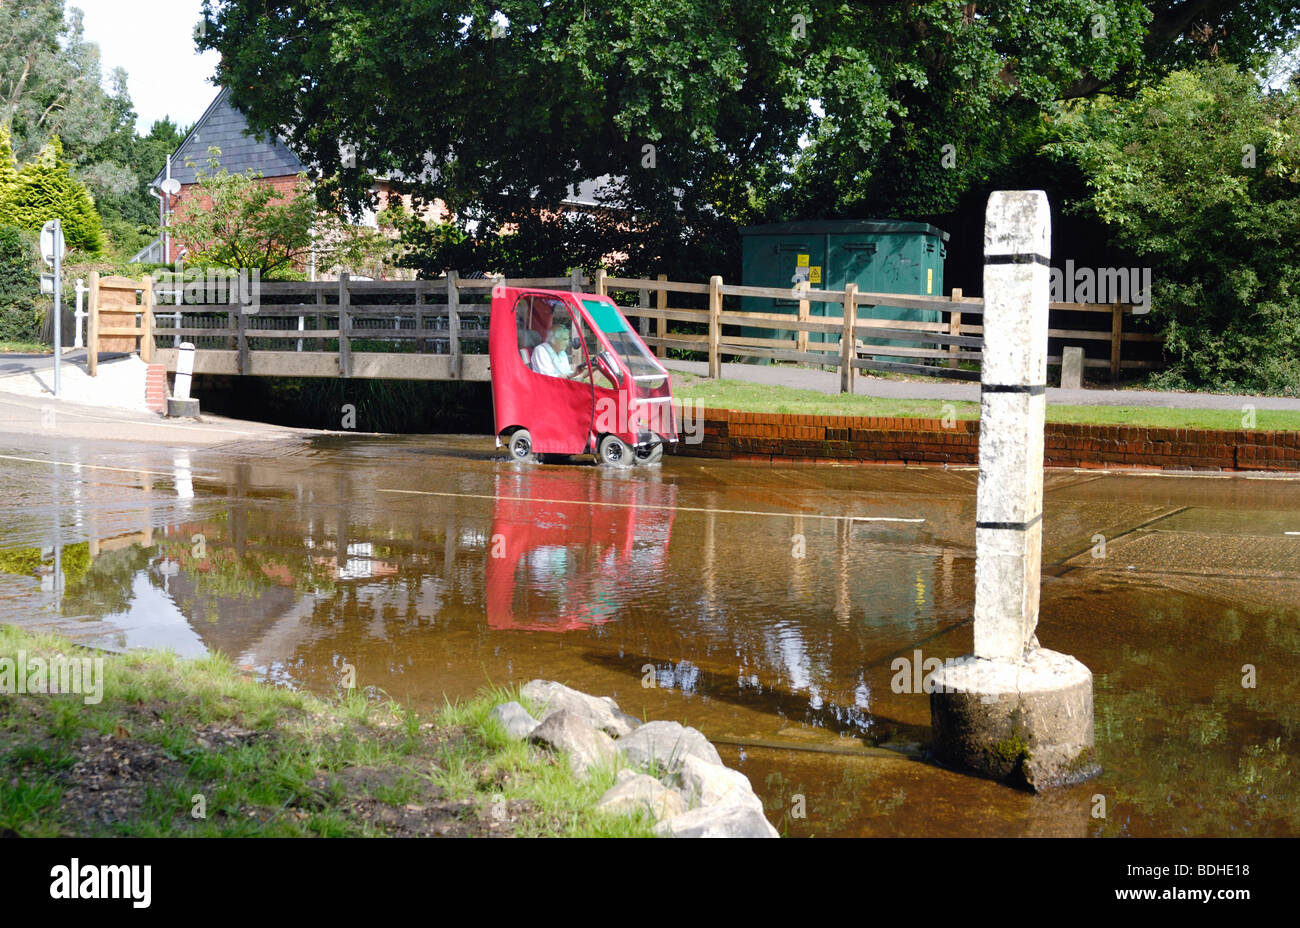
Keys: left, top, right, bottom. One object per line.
{"left": 136, "top": 271, "right": 587, "bottom": 380}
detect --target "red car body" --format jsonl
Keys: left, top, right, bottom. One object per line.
{"left": 490, "top": 287, "right": 676, "bottom": 463}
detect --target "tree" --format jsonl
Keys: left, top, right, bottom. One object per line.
{"left": 1048, "top": 62, "right": 1300, "bottom": 393}
{"left": 197, "top": 1, "right": 1300, "bottom": 276}
{"left": 0, "top": 128, "right": 105, "bottom": 252}
{"left": 167, "top": 149, "right": 393, "bottom": 279}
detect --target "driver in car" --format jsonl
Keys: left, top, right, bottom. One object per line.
{"left": 531, "top": 321, "right": 588, "bottom": 380}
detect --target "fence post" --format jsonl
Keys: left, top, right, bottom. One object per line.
{"left": 87, "top": 271, "right": 99, "bottom": 377}
{"left": 708, "top": 275, "right": 722, "bottom": 379}
{"left": 840, "top": 282, "right": 858, "bottom": 393}
{"left": 236, "top": 298, "right": 248, "bottom": 375}
{"left": 948, "top": 288, "right": 963, "bottom": 369}
{"left": 447, "top": 271, "right": 461, "bottom": 379}
{"left": 1109, "top": 301, "right": 1123, "bottom": 382}
{"left": 414, "top": 280, "right": 424, "bottom": 353}
{"left": 797, "top": 289, "right": 810, "bottom": 354}
{"left": 655, "top": 273, "right": 667, "bottom": 358}
{"left": 570, "top": 268, "right": 583, "bottom": 292}
{"left": 338, "top": 272, "right": 351, "bottom": 378}
{"left": 637, "top": 284, "right": 650, "bottom": 341}
{"left": 594, "top": 268, "right": 607, "bottom": 296}
{"left": 140, "top": 275, "right": 154, "bottom": 363}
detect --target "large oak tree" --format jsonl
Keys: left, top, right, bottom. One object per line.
{"left": 197, "top": 1, "right": 1300, "bottom": 275}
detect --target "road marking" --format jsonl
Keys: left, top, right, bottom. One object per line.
{"left": 377, "top": 487, "right": 925, "bottom": 524}
{"left": 0, "top": 453, "right": 220, "bottom": 482}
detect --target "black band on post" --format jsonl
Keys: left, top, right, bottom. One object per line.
{"left": 984, "top": 253, "right": 1050, "bottom": 267}
{"left": 982, "top": 383, "right": 1046, "bottom": 395}
{"left": 976, "top": 513, "right": 1043, "bottom": 531}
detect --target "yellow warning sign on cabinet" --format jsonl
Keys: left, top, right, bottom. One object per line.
{"left": 809, "top": 266, "right": 822, "bottom": 284}
{"left": 927, "top": 268, "right": 933, "bottom": 294}
{"left": 796, "top": 254, "right": 809, "bottom": 267}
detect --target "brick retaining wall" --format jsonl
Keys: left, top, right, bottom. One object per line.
{"left": 671, "top": 408, "right": 1300, "bottom": 472}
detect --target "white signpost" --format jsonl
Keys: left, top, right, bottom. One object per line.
{"left": 40, "top": 220, "right": 65, "bottom": 397}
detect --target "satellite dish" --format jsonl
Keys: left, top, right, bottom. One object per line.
{"left": 160, "top": 178, "right": 182, "bottom": 195}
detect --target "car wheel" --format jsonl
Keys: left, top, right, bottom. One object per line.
{"left": 597, "top": 434, "right": 633, "bottom": 467}
{"left": 507, "top": 429, "right": 536, "bottom": 463}
{"left": 633, "top": 441, "right": 664, "bottom": 465}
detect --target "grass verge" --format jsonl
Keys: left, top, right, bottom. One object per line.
{"left": 0, "top": 625, "right": 655, "bottom": 837}
{"left": 672, "top": 373, "right": 1300, "bottom": 431}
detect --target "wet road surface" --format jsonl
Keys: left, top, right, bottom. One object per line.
{"left": 2, "top": 431, "right": 1297, "bottom": 836}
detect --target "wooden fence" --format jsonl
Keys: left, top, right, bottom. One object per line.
{"left": 593, "top": 270, "right": 1159, "bottom": 388}
{"left": 86, "top": 268, "right": 1159, "bottom": 390}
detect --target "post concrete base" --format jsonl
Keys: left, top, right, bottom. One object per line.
{"left": 929, "top": 648, "right": 1100, "bottom": 792}
{"left": 166, "top": 396, "right": 200, "bottom": 418}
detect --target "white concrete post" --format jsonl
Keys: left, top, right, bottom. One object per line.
{"left": 1060, "top": 346, "right": 1084, "bottom": 390}
{"left": 73, "top": 278, "right": 86, "bottom": 349}
{"left": 973, "top": 190, "right": 1051, "bottom": 662}
{"left": 175, "top": 342, "right": 195, "bottom": 401}
{"left": 929, "top": 191, "right": 1097, "bottom": 792}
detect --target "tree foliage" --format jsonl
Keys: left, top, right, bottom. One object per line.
{"left": 1048, "top": 62, "right": 1300, "bottom": 393}
{"left": 0, "top": 223, "right": 41, "bottom": 343}
{"left": 198, "top": 0, "right": 1300, "bottom": 277}
{"left": 0, "top": 127, "right": 105, "bottom": 252}
{"left": 168, "top": 149, "right": 394, "bottom": 279}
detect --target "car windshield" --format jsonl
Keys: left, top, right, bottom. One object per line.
{"left": 581, "top": 299, "right": 664, "bottom": 378}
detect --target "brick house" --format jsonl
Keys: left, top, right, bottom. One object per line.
{"left": 142, "top": 87, "right": 308, "bottom": 264}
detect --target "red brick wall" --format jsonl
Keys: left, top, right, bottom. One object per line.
{"left": 672, "top": 408, "right": 1300, "bottom": 472}
{"left": 145, "top": 363, "right": 167, "bottom": 414}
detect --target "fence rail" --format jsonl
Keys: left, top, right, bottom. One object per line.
{"left": 88, "top": 267, "right": 1160, "bottom": 390}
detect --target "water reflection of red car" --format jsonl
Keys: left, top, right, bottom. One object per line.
{"left": 486, "top": 471, "right": 676, "bottom": 632}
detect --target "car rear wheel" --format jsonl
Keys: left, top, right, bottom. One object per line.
{"left": 597, "top": 435, "right": 633, "bottom": 467}
{"left": 507, "top": 429, "right": 536, "bottom": 463}
{"left": 633, "top": 440, "right": 664, "bottom": 465}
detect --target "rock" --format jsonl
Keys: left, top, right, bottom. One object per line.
{"left": 678, "top": 754, "right": 764, "bottom": 813}
{"left": 654, "top": 805, "right": 779, "bottom": 838}
{"left": 594, "top": 771, "right": 685, "bottom": 821}
{"left": 489, "top": 701, "right": 539, "bottom": 740}
{"left": 520, "top": 680, "right": 640, "bottom": 738}
{"left": 528, "top": 709, "right": 617, "bottom": 778}
{"left": 618, "top": 720, "right": 721, "bottom": 774}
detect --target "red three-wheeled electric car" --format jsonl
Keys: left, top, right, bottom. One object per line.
{"left": 490, "top": 287, "right": 677, "bottom": 466}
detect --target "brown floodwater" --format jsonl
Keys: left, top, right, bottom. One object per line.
{"left": 2, "top": 431, "right": 1297, "bottom": 837}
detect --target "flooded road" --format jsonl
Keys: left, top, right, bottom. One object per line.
{"left": 2, "top": 432, "right": 1297, "bottom": 836}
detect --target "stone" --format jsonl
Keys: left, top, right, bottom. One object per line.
{"left": 1060, "top": 346, "right": 1084, "bottom": 390}
{"left": 520, "top": 680, "right": 639, "bottom": 738}
{"left": 654, "top": 805, "right": 779, "bottom": 839}
{"left": 489, "top": 701, "right": 539, "bottom": 740}
{"left": 929, "top": 648, "right": 1099, "bottom": 792}
{"left": 528, "top": 709, "right": 617, "bottom": 778}
{"left": 678, "top": 754, "right": 764, "bottom": 814}
{"left": 617, "top": 720, "right": 722, "bottom": 774}
{"left": 594, "top": 770, "right": 685, "bottom": 821}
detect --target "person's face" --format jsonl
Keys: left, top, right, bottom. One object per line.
{"left": 550, "top": 327, "right": 570, "bottom": 350}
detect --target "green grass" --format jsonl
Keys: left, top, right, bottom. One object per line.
{"left": 0, "top": 341, "right": 50, "bottom": 354}
{"left": 672, "top": 373, "right": 1300, "bottom": 431}
{"left": 0, "top": 625, "right": 655, "bottom": 838}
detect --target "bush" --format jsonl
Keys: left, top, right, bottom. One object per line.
{"left": 0, "top": 224, "right": 42, "bottom": 344}
{"left": 1049, "top": 63, "right": 1300, "bottom": 395}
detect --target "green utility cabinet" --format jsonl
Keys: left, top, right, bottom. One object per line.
{"left": 738, "top": 220, "right": 949, "bottom": 359}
